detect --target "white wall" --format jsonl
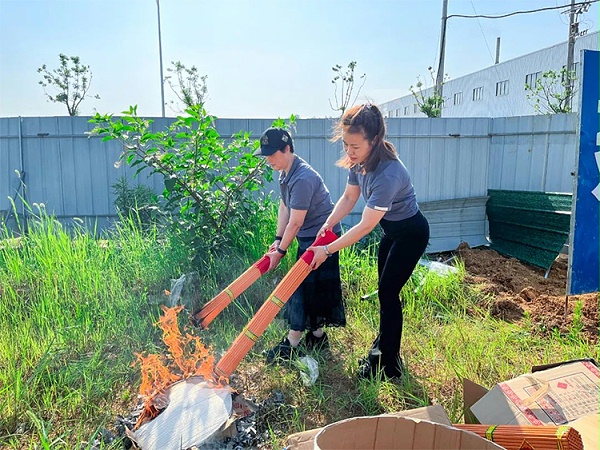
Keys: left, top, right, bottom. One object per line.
{"left": 381, "top": 31, "right": 599, "bottom": 118}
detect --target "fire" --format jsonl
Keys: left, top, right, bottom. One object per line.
{"left": 134, "top": 305, "right": 228, "bottom": 429}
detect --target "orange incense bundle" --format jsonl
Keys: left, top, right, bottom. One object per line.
{"left": 453, "top": 424, "right": 583, "bottom": 450}
{"left": 215, "top": 230, "right": 337, "bottom": 377}
{"left": 192, "top": 255, "right": 270, "bottom": 328}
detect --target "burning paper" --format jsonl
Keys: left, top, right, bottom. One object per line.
{"left": 130, "top": 306, "right": 232, "bottom": 449}
{"left": 131, "top": 377, "right": 232, "bottom": 449}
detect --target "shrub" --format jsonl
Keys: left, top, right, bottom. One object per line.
{"left": 112, "top": 176, "right": 159, "bottom": 227}
{"left": 90, "top": 106, "right": 285, "bottom": 264}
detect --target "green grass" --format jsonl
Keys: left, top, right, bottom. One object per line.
{"left": 0, "top": 204, "right": 597, "bottom": 449}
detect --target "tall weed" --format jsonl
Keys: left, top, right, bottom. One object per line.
{"left": 1, "top": 202, "right": 597, "bottom": 449}
{"left": 0, "top": 205, "right": 188, "bottom": 447}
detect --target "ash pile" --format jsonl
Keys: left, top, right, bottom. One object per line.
{"left": 88, "top": 390, "right": 296, "bottom": 450}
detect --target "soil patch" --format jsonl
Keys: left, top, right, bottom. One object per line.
{"left": 454, "top": 244, "right": 598, "bottom": 344}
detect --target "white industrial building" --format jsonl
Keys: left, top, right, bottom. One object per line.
{"left": 380, "top": 31, "right": 599, "bottom": 118}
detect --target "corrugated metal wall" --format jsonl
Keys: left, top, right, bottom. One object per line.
{"left": 387, "top": 117, "right": 491, "bottom": 202}
{"left": 488, "top": 114, "right": 577, "bottom": 193}
{"left": 0, "top": 114, "right": 577, "bottom": 252}
{"left": 0, "top": 116, "right": 167, "bottom": 231}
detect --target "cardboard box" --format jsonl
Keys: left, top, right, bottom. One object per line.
{"left": 313, "top": 415, "right": 504, "bottom": 450}
{"left": 469, "top": 359, "right": 598, "bottom": 426}
{"left": 464, "top": 359, "right": 599, "bottom": 448}
{"left": 286, "top": 405, "right": 503, "bottom": 450}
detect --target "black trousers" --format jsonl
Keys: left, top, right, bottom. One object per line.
{"left": 374, "top": 210, "right": 429, "bottom": 369}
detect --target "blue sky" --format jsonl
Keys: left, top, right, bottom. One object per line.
{"left": 1, "top": 0, "right": 598, "bottom": 118}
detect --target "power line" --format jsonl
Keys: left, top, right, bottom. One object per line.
{"left": 467, "top": 1, "right": 517, "bottom": 117}
{"left": 447, "top": 0, "right": 598, "bottom": 20}
{"left": 469, "top": 0, "right": 496, "bottom": 64}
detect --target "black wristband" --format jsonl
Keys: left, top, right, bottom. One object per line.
{"left": 276, "top": 246, "right": 287, "bottom": 256}
{"left": 275, "top": 236, "right": 283, "bottom": 241}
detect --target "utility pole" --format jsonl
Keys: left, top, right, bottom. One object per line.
{"left": 565, "top": 0, "right": 576, "bottom": 110}
{"left": 435, "top": 0, "right": 449, "bottom": 112}
{"left": 156, "top": 0, "right": 166, "bottom": 117}
{"left": 565, "top": 0, "right": 590, "bottom": 110}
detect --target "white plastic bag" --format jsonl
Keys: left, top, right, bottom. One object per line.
{"left": 296, "top": 356, "right": 319, "bottom": 386}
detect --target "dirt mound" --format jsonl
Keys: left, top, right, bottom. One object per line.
{"left": 455, "top": 244, "right": 598, "bottom": 344}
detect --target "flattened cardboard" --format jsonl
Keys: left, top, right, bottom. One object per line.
{"left": 313, "top": 415, "right": 504, "bottom": 450}
{"left": 286, "top": 428, "right": 321, "bottom": 450}
{"left": 395, "top": 404, "right": 452, "bottom": 425}
{"left": 470, "top": 360, "right": 599, "bottom": 426}
{"left": 463, "top": 358, "right": 600, "bottom": 450}
{"left": 231, "top": 392, "right": 258, "bottom": 418}
{"left": 462, "top": 378, "right": 488, "bottom": 424}
{"left": 211, "top": 392, "right": 259, "bottom": 440}
{"left": 286, "top": 405, "right": 455, "bottom": 450}
{"left": 531, "top": 358, "right": 597, "bottom": 373}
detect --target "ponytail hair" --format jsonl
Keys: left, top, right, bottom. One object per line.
{"left": 332, "top": 103, "right": 397, "bottom": 173}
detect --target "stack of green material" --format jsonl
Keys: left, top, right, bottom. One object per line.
{"left": 486, "top": 190, "right": 572, "bottom": 270}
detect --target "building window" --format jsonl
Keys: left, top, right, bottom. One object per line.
{"left": 404, "top": 106, "right": 410, "bottom": 116}
{"left": 525, "top": 71, "right": 541, "bottom": 88}
{"left": 496, "top": 80, "right": 509, "bottom": 96}
{"left": 472, "top": 86, "right": 483, "bottom": 101}
{"left": 453, "top": 92, "right": 463, "bottom": 105}
{"left": 413, "top": 104, "right": 418, "bottom": 113}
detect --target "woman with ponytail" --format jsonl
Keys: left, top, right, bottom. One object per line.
{"left": 309, "top": 103, "right": 429, "bottom": 380}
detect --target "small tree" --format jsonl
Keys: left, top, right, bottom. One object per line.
{"left": 164, "top": 60, "right": 208, "bottom": 113}
{"left": 37, "top": 54, "right": 100, "bottom": 116}
{"left": 409, "top": 67, "right": 446, "bottom": 118}
{"left": 90, "top": 105, "right": 292, "bottom": 262}
{"left": 525, "top": 67, "right": 577, "bottom": 114}
{"left": 329, "top": 61, "right": 366, "bottom": 115}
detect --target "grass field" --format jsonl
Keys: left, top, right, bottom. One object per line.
{"left": 0, "top": 205, "right": 597, "bottom": 449}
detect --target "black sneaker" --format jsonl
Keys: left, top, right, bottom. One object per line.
{"left": 357, "top": 351, "right": 404, "bottom": 380}
{"left": 264, "top": 337, "right": 303, "bottom": 364}
{"left": 357, "top": 349, "right": 383, "bottom": 379}
{"left": 302, "top": 331, "right": 329, "bottom": 351}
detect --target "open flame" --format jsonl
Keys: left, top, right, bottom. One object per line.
{"left": 134, "top": 305, "right": 228, "bottom": 429}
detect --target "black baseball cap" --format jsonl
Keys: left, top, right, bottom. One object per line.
{"left": 253, "top": 127, "right": 293, "bottom": 156}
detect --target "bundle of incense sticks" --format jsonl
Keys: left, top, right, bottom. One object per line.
{"left": 192, "top": 255, "right": 270, "bottom": 328}
{"left": 453, "top": 424, "right": 583, "bottom": 450}
{"left": 215, "top": 230, "right": 337, "bottom": 378}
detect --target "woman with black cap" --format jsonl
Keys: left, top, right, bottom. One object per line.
{"left": 254, "top": 127, "right": 346, "bottom": 363}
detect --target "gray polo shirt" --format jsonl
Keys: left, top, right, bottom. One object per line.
{"left": 280, "top": 155, "right": 341, "bottom": 238}
{"left": 348, "top": 157, "right": 418, "bottom": 221}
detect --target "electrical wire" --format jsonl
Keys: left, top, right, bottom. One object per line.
{"left": 469, "top": 0, "right": 496, "bottom": 64}
{"left": 447, "top": 0, "right": 598, "bottom": 20}
{"left": 466, "top": 0, "right": 517, "bottom": 117}
{"left": 557, "top": 0, "right": 571, "bottom": 25}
